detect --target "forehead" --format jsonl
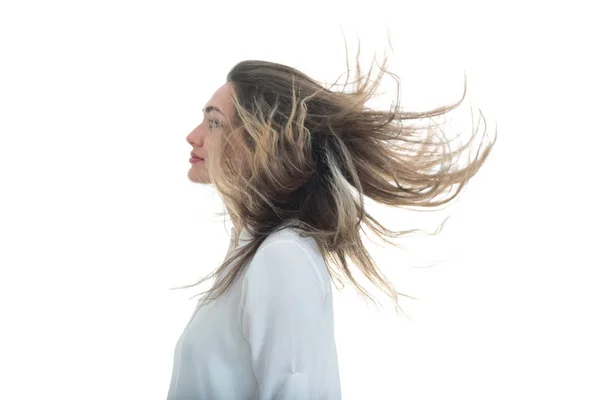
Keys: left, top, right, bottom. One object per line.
{"left": 205, "top": 82, "right": 235, "bottom": 118}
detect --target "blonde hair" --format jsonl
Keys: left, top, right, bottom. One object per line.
{"left": 174, "top": 44, "right": 496, "bottom": 318}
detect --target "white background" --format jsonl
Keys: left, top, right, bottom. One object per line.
{"left": 1, "top": 0, "right": 598, "bottom": 399}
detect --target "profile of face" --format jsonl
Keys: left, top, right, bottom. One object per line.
{"left": 186, "top": 82, "right": 238, "bottom": 184}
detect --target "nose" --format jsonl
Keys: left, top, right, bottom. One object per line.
{"left": 186, "top": 123, "right": 204, "bottom": 147}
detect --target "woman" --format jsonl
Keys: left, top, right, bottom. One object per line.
{"left": 167, "top": 52, "right": 495, "bottom": 399}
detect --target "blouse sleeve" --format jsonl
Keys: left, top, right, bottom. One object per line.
{"left": 240, "top": 239, "right": 329, "bottom": 399}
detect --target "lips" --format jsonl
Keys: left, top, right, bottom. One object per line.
{"left": 190, "top": 151, "right": 203, "bottom": 160}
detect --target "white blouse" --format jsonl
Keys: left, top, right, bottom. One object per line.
{"left": 167, "top": 223, "right": 342, "bottom": 399}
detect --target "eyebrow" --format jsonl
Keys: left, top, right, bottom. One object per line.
{"left": 203, "top": 105, "right": 225, "bottom": 117}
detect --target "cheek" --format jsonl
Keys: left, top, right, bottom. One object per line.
{"left": 203, "top": 134, "right": 216, "bottom": 154}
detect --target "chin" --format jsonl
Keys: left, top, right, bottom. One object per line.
{"left": 188, "top": 167, "right": 212, "bottom": 184}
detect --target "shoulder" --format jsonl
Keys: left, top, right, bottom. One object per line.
{"left": 244, "top": 226, "right": 330, "bottom": 297}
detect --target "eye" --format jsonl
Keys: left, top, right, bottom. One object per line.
{"left": 208, "top": 119, "right": 221, "bottom": 129}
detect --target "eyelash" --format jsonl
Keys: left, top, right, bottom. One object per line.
{"left": 207, "top": 119, "right": 221, "bottom": 129}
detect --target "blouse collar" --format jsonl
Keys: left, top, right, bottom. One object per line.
{"left": 231, "top": 218, "right": 302, "bottom": 248}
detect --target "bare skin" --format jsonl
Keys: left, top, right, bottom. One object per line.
{"left": 186, "top": 82, "right": 244, "bottom": 239}
{"left": 186, "top": 82, "right": 238, "bottom": 185}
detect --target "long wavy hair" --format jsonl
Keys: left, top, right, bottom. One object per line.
{"left": 173, "top": 46, "right": 496, "bottom": 317}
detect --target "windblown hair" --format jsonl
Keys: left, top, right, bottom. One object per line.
{"left": 174, "top": 47, "right": 496, "bottom": 317}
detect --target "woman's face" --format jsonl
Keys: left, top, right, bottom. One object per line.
{"left": 186, "top": 82, "right": 238, "bottom": 184}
